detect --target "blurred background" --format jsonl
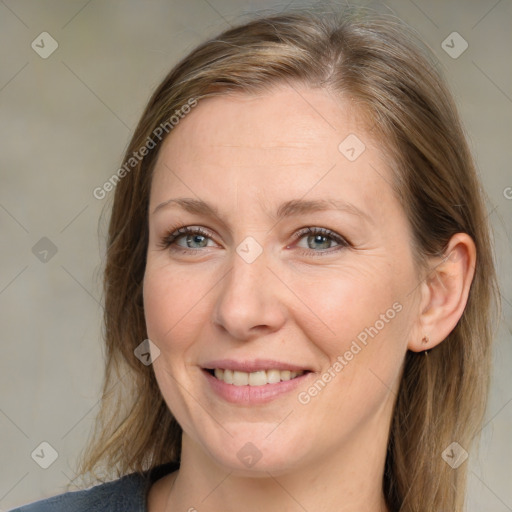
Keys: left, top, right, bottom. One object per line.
{"left": 0, "top": 0, "right": 511, "bottom": 510}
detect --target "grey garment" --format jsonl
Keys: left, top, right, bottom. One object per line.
{"left": 7, "top": 462, "right": 178, "bottom": 512}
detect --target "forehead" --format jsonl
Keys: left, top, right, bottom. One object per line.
{"left": 160, "top": 85, "right": 368, "bottom": 157}
{"left": 150, "top": 85, "right": 396, "bottom": 221}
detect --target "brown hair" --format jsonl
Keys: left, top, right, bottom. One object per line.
{"left": 77, "top": 6, "right": 500, "bottom": 511}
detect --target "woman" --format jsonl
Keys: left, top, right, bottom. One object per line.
{"left": 10, "top": 6, "right": 499, "bottom": 512}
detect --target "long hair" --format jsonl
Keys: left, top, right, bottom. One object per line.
{"left": 77, "top": 7, "right": 500, "bottom": 511}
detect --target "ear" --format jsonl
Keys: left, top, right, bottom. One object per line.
{"left": 408, "top": 233, "right": 476, "bottom": 352}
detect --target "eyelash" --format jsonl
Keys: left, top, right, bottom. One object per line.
{"left": 157, "top": 225, "right": 350, "bottom": 257}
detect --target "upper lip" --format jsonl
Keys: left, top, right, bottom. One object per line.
{"left": 202, "top": 359, "right": 312, "bottom": 373}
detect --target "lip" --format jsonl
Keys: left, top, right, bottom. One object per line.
{"left": 201, "top": 363, "right": 314, "bottom": 404}
{"left": 202, "top": 359, "right": 312, "bottom": 373}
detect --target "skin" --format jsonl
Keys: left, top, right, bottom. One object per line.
{"left": 143, "top": 85, "right": 476, "bottom": 511}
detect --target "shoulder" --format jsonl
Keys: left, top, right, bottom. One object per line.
{"left": 8, "top": 472, "right": 148, "bottom": 512}
{"left": 8, "top": 462, "right": 179, "bottom": 512}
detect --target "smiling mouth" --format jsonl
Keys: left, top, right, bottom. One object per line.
{"left": 205, "top": 368, "right": 310, "bottom": 386}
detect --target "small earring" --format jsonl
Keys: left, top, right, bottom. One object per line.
{"left": 422, "top": 335, "right": 429, "bottom": 355}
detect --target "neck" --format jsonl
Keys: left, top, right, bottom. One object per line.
{"left": 164, "top": 416, "right": 391, "bottom": 512}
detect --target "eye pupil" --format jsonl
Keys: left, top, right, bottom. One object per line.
{"left": 187, "top": 234, "right": 208, "bottom": 248}
{"left": 308, "top": 234, "right": 331, "bottom": 250}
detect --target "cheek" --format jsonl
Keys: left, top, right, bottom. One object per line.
{"left": 143, "top": 260, "right": 218, "bottom": 363}
{"left": 143, "top": 266, "right": 204, "bottom": 427}
{"left": 290, "top": 265, "right": 414, "bottom": 418}
{"left": 290, "top": 264, "right": 405, "bottom": 354}
{"left": 294, "top": 276, "right": 409, "bottom": 417}
{"left": 143, "top": 264, "right": 194, "bottom": 350}
{"left": 142, "top": 273, "right": 169, "bottom": 343}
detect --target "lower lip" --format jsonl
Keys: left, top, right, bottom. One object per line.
{"left": 203, "top": 369, "right": 312, "bottom": 404}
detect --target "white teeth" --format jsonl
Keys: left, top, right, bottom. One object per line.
{"left": 281, "top": 370, "right": 291, "bottom": 381}
{"left": 211, "top": 368, "right": 306, "bottom": 386}
{"left": 248, "top": 370, "right": 266, "bottom": 386}
{"left": 267, "top": 369, "right": 281, "bottom": 384}
{"left": 233, "top": 371, "right": 249, "bottom": 386}
{"left": 224, "top": 368, "right": 234, "bottom": 384}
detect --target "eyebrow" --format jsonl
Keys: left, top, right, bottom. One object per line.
{"left": 152, "top": 197, "right": 371, "bottom": 223}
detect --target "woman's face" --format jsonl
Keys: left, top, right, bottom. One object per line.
{"left": 143, "top": 85, "right": 423, "bottom": 474}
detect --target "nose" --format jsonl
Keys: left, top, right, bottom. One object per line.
{"left": 212, "top": 245, "right": 287, "bottom": 341}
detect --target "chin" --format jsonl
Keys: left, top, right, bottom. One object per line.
{"left": 196, "top": 427, "right": 313, "bottom": 476}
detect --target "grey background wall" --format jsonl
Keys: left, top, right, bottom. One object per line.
{"left": 0, "top": 0, "right": 510, "bottom": 510}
